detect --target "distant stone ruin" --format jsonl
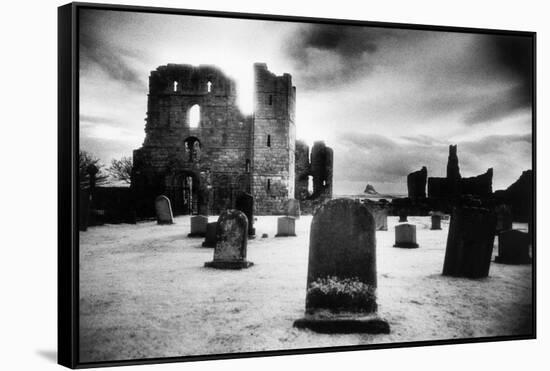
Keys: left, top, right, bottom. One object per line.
{"left": 407, "top": 166, "right": 427, "bottom": 199}
{"left": 295, "top": 140, "right": 333, "bottom": 201}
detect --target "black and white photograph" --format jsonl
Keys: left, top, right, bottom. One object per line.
{"left": 58, "top": 1, "right": 536, "bottom": 368}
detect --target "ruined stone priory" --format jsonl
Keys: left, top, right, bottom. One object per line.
{"left": 131, "top": 63, "right": 333, "bottom": 217}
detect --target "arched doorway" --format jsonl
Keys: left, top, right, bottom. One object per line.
{"left": 166, "top": 171, "right": 200, "bottom": 215}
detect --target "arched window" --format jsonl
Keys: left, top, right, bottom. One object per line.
{"left": 245, "top": 159, "right": 250, "bottom": 173}
{"left": 267, "top": 134, "right": 271, "bottom": 147}
{"left": 268, "top": 95, "right": 273, "bottom": 105}
{"left": 173, "top": 81, "right": 178, "bottom": 92}
{"left": 188, "top": 104, "right": 200, "bottom": 128}
{"left": 207, "top": 81, "right": 212, "bottom": 93}
{"left": 267, "top": 179, "right": 271, "bottom": 191}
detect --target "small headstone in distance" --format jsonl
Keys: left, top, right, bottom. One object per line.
{"left": 495, "top": 230, "right": 531, "bottom": 264}
{"left": 393, "top": 223, "right": 419, "bottom": 248}
{"left": 261, "top": 233, "right": 268, "bottom": 238}
{"left": 275, "top": 216, "right": 296, "bottom": 237}
{"left": 442, "top": 206, "right": 496, "bottom": 278}
{"left": 293, "top": 199, "right": 390, "bottom": 334}
{"left": 201, "top": 222, "right": 218, "bottom": 247}
{"left": 430, "top": 214, "right": 442, "bottom": 230}
{"left": 398, "top": 211, "right": 408, "bottom": 223}
{"left": 188, "top": 215, "right": 209, "bottom": 238}
{"left": 204, "top": 210, "right": 253, "bottom": 269}
{"left": 155, "top": 195, "right": 174, "bottom": 225}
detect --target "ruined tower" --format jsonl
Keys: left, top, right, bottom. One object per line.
{"left": 131, "top": 63, "right": 296, "bottom": 216}
{"left": 446, "top": 144, "right": 461, "bottom": 197}
{"left": 251, "top": 63, "right": 296, "bottom": 214}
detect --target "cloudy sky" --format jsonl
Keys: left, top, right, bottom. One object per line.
{"left": 79, "top": 9, "right": 533, "bottom": 195}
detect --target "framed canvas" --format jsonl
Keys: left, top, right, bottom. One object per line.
{"left": 58, "top": 2, "right": 536, "bottom": 368}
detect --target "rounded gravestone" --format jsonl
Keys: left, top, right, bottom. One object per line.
{"left": 204, "top": 210, "right": 253, "bottom": 269}
{"left": 294, "top": 198, "right": 389, "bottom": 334}
{"left": 155, "top": 195, "right": 174, "bottom": 225}
{"left": 430, "top": 214, "right": 442, "bottom": 230}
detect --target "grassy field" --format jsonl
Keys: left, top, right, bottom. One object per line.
{"left": 79, "top": 215, "right": 532, "bottom": 363}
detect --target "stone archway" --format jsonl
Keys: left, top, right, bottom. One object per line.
{"left": 166, "top": 170, "right": 200, "bottom": 215}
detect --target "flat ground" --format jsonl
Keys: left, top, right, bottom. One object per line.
{"left": 79, "top": 215, "right": 532, "bottom": 363}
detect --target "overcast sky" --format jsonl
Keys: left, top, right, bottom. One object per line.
{"left": 79, "top": 9, "right": 533, "bottom": 195}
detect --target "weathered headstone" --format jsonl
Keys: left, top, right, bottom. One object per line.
{"left": 275, "top": 216, "right": 296, "bottom": 237}
{"left": 430, "top": 214, "right": 442, "bottom": 230}
{"left": 201, "top": 222, "right": 218, "bottom": 247}
{"left": 236, "top": 192, "right": 255, "bottom": 237}
{"left": 495, "top": 204, "right": 513, "bottom": 233}
{"left": 394, "top": 223, "right": 419, "bottom": 248}
{"left": 188, "top": 215, "right": 209, "bottom": 238}
{"left": 442, "top": 206, "right": 496, "bottom": 278}
{"left": 204, "top": 210, "right": 253, "bottom": 269}
{"left": 495, "top": 230, "right": 531, "bottom": 264}
{"left": 155, "top": 195, "right": 174, "bottom": 225}
{"left": 285, "top": 198, "right": 301, "bottom": 219}
{"left": 398, "top": 211, "right": 408, "bottom": 223}
{"left": 293, "top": 199, "right": 390, "bottom": 334}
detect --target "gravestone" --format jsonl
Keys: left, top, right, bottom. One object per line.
{"left": 495, "top": 230, "right": 531, "bottom": 264}
{"left": 204, "top": 210, "right": 253, "bottom": 269}
{"left": 495, "top": 204, "right": 513, "bottom": 233}
{"left": 201, "top": 222, "right": 218, "bottom": 247}
{"left": 155, "top": 195, "right": 174, "bottom": 225}
{"left": 398, "top": 211, "right": 408, "bottom": 223}
{"left": 236, "top": 192, "right": 255, "bottom": 238}
{"left": 285, "top": 198, "right": 301, "bottom": 219}
{"left": 430, "top": 214, "right": 442, "bottom": 230}
{"left": 188, "top": 215, "right": 209, "bottom": 238}
{"left": 394, "top": 223, "right": 419, "bottom": 248}
{"left": 442, "top": 206, "right": 496, "bottom": 278}
{"left": 275, "top": 216, "right": 296, "bottom": 237}
{"left": 293, "top": 199, "right": 390, "bottom": 334}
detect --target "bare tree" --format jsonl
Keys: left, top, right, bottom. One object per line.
{"left": 79, "top": 151, "right": 108, "bottom": 188}
{"left": 108, "top": 156, "right": 133, "bottom": 184}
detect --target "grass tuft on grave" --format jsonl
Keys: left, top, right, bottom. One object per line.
{"left": 306, "top": 276, "right": 377, "bottom": 313}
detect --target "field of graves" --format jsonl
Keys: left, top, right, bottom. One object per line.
{"left": 79, "top": 215, "right": 532, "bottom": 363}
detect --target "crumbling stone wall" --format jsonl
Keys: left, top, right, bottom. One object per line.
{"left": 293, "top": 140, "right": 334, "bottom": 201}
{"left": 132, "top": 63, "right": 296, "bottom": 216}
{"left": 427, "top": 145, "right": 493, "bottom": 199}
{"left": 407, "top": 166, "right": 427, "bottom": 198}
{"left": 295, "top": 140, "right": 310, "bottom": 200}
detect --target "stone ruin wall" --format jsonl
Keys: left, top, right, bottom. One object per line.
{"left": 132, "top": 63, "right": 296, "bottom": 216}
{"left": 251, "top": 63, "right": 296, "bottom": 215}
{"left": 294, "top": 141, "right": 333, "bottom": 202}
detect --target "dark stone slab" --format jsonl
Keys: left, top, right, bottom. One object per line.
{"left": 398, "top": 212, "right": 408, "bottom": 223}
{"left": 442, "top": 206, "right": 496, "bottom": 278}
{"left": 394, "top": 223, "right": 419, "bottom": 248}
{"left": 294, "top": 198, "right": 389, "bottom": 334}
{"left": 155, "top": 195, "right": 174, "bottom": 225}
{"left": 188, "top": 215, "right": 208, "bottom": 237}
{"left": 495, "top": 230, "right": 531, "bottom": 264}
{"left": 430, "top": 214, "right": 442, "bottom": 230}
{"left": 204, "top": 210, "right": 253, "bottom": 269}
{"left": 236, "top": 192, "right": 255, "bottom": 237}
{"left": 201, "top": 222, "right": 217, "bottom": 247}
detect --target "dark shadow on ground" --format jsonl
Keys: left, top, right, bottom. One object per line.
{"left": 36, "top": 350, "right": 57, "bottom": 363}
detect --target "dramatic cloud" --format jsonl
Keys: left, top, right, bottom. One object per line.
{"left": 79, "top": 11, "right": 147, "bottom": 90}
{"left": 334, "top": 131, "right": 531, "bottom": 194}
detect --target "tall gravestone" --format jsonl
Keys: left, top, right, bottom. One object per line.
{"left": 188, "top": 215, "right": 209, "bottom": 237}
{"left": 495, "top": 204, "right": 513, "bottom": 233}
{"left": 236, "top": 192, "right": 255, "bottom": 238}
{"left": 275, "top": 216, "right": 296, "bottom": 237}
{"left": 293, "top": 199, "right": 390, "bottom": 334}
{"left": 442, "top": 206, "right": 496, "bottom": 278}
{"left": 155, "top": 195, "right": 174, "bottom": 225}
{"left": 394, "top": 223, "right": 419, "bottom": 248}
{"left": 285, "top": 198, "right": 301, "bottom": 219}
{"left": 204, "top": 210, "right": 253, "bottom": 269}
{"left": 201, "top": 222, "right": 218, "bottom": 247}
{"left": 495, "top": 230, "right": 531, "bottom": 264}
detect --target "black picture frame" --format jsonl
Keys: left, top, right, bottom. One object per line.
{"left": 58, "top": 2, "right": 536, "bottom": 369}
